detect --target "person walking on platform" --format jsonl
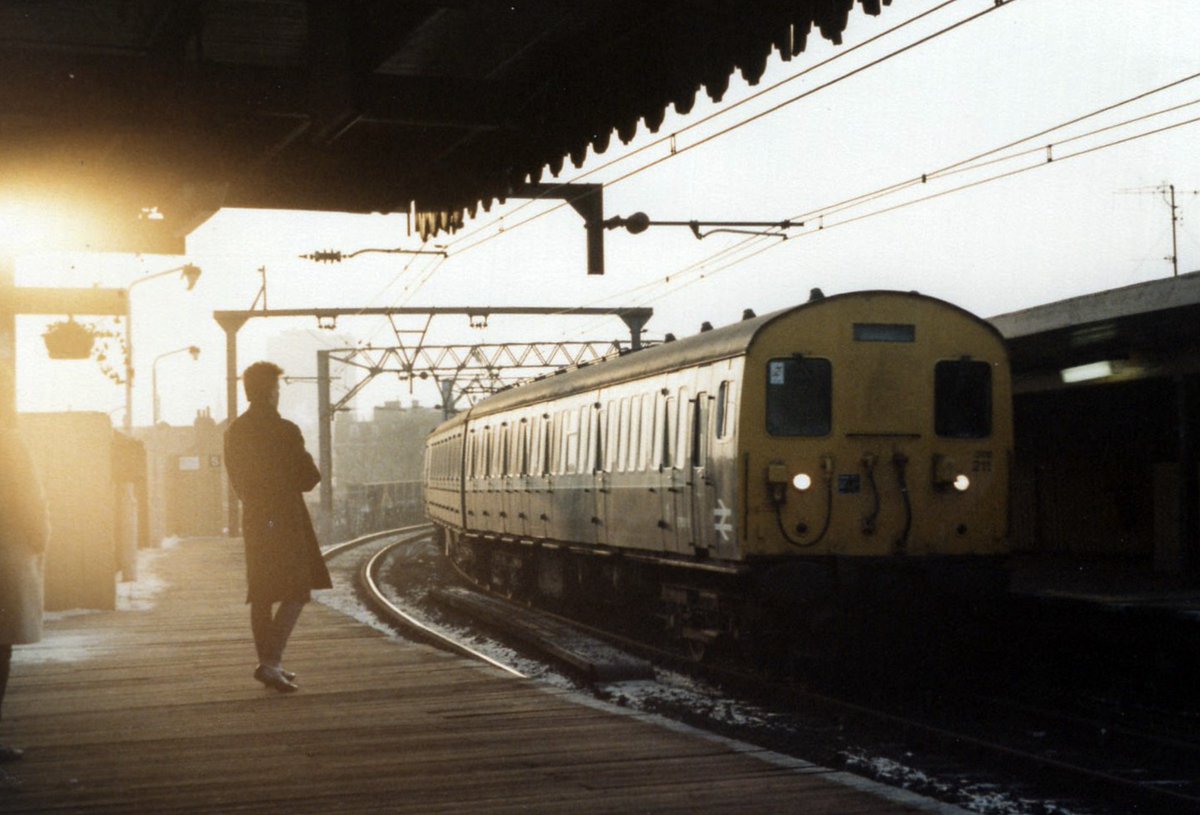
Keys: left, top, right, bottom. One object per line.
{"left": 0, "top": 424, "right": 50, "bottom": 765}
{"left": 225, "top": 361, "right": 331, "bottom": 693}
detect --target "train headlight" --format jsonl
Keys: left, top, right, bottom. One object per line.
{"left": 953, "top": 474, "right": 970, "bottom": 492}
{"left": 792, "top": 473, "right": 813, "bottom": 492}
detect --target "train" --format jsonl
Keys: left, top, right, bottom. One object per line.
{"left": 423, "top": 290, "right": 1012, "bottom": 663}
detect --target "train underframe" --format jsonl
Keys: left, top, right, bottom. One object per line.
{"left": 439, "top": 525, "right": 1009, "bottom": 675}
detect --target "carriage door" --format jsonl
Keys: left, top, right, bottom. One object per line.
{"left": 689, "top": 392, "right": 716, "bottom": 555}
{"left": 592, "top": 402, "right": 611, "bottom": 546}
{"left": 670, "top": 389, "right": 695, "bottom": 553}
{"left": 512, "top": 419, "right": 530, "bottom": 537}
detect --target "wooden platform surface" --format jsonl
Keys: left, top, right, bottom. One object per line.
{"left": 2, "top": 537, "right": 962, "bottom": 814}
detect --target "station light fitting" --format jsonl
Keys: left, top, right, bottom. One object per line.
{"left": 953, "top": 474, "right": 970, "bottom": 492}
{"left": 792, "top": 473, "right": 813, "bottom": 492}
{"left": 1060, "top": 360, "right": 1114, "bottom": 384}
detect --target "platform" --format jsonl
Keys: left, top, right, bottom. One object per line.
{"left": 1007, "top": 554, "right": 1200, "bottom": 622}
{"left": 1, "top": 537, "right": 963, "bottom": 814}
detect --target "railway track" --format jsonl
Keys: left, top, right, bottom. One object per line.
{"left": 327, "top": 530, "right": 1200, "bottom": 814}
{"left": 323, "top": 525, "right": 526, "bottom": 678}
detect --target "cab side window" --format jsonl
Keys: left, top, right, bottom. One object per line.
{"left": 766, "top": 358, "right": 831, "bottom": 436}
{"left": 935, "top": 359, "right": 992, "bottom": 438}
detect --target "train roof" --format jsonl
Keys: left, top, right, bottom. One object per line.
{"left": 447, "top": 290, "right": 1000, "bottom": 424}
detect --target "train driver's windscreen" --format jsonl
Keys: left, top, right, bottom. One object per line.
{"left": 766, "top": 357, "right": 831, "bottom": 436}
{"left": 934, "top": 359, "right": 992, "bottom": 438}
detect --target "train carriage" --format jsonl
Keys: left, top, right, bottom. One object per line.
{"left": 424, "top": 290, "right": 1012, "bottom": 658}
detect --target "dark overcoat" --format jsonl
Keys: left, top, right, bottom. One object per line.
{"left": 224, "top": 403, "right": 331, "bottom": 603}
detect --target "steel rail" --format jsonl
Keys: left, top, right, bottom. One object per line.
{"left": 357, "top": 537, "right": 527, "bottom": 679}
{"left": 321, "top": 524, "right": 431, "bottom": 561}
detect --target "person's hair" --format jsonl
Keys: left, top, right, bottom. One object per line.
{"left": 243, "top": 361, "right": 283, "bottom": 404}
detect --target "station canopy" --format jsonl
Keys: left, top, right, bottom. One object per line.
{"left": 0, "top": 0, "right": 891, "bottom": 254}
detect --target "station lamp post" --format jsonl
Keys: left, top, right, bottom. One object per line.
{"left": 124, "top": 264, "right": 201, "bottom": 433}
{"left": 152, "top": 345, "right": 200, "bottom": 426}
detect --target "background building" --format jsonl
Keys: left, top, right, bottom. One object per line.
{"left": 265, "top": 329, "right": 355, "bottom": 451}
{"left": 333, "top": 399, "right": 443, "bottom": 538}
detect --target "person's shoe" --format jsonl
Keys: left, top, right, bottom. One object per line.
{"left": 253, "top": 665, "right": 298, "bottom": 693}
{"left": 280, "top": 668, "right": 296, "bottom": 682}
{"left": 0, "top": 745, "right": 23, "bottom": 763}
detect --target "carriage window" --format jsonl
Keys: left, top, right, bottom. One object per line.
{"left": 607, "top": 401, "right": 621, "bottom": 472}
{"left": 640, "top": 395, "right": 654, "bottom": 471}
{"left": 517, "top": 421, "right": 529, "bottom": 476}
{"left": 615, "top": 399, "right": 628, "bottom": 472}
{"left": 625, "top": 396, "right": 639, "bottom": 471}
{"left": 526, "top": 418, "right": 538, "bottom": 476}
{"left": 594, "top": 404, "right": 606, "bottom": 473}
{"left": 715, "top": 381, "right": 733, "bottom": 439}
{"left": 565, "top": 408, "right": 582, "bottom": 473}
{"left": 935, "top": 360, "right": 992, "bottom": 438}
{"left": 766, "top": 358, "right": 831, "bottom": 437}
{"left": 661, "top": 396, "right": 675, "bottom": 468}
{"left": 674, "top": 390, "right": 689, "bottom": 469}
{"left": 552, "top": 411, "right": 565, "bottom": 474}
{"left": 578, "top": 406, "right": 591, "bottom": 474}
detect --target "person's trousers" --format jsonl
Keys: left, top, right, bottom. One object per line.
{"left": 250, "top": 600, "right": 306, "bottom": 667}
{"left": 0, "top": 644, "right": 11, "bottom": 721}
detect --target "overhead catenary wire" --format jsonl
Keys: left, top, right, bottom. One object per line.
{"left": 561, "top": 90, "right": 1200, "bottom": 336}
{"left": 649, "top": 111, "right": 1200, "bottom": 306}
{"left": 360, "top": 249, "right": 452, "bottom": 346}
{"left": 436, "top": 0, "right": 998, "bottom": 261}
{"left": 435, "top": 0, "right": 967, "bottom": 254}
{"left": 814, "top": 88, "right": 1200, "bottom": 223}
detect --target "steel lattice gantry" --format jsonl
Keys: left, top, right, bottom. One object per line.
{"left": 324, "top": 340, "right": 640, "bottom": 411}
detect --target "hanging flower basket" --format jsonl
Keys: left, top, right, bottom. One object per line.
{"left": 42, "top": 317, "right": 97, "bottom": 359}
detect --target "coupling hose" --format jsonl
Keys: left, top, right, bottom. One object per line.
{"left": 892, "top": 451, "right": 912, "bottom": 552}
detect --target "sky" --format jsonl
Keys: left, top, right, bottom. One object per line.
{"left": 7, "top": 0, "right": 1200, "bottom": 430}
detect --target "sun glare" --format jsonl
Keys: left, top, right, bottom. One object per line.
{"left": 1, "top": 200, "right": 56, "bottom": 252}
{"left": 0, "top": 195, "right": 97, "bottom": 254}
